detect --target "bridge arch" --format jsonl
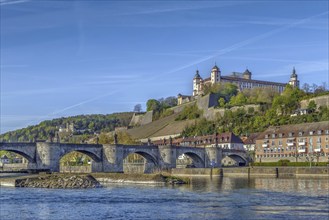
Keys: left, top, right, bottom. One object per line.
{"left": 0, "top": 149, "right": 34, "bottom": 163}
{"left": 176, "top": 151, "right": 205, "bottom": 168}
{"left": 59, "top": 149, "right": 102, "bottom": 163}
{"left": 59, "top": 149, "right": 103, "bottom": 173}
{"left": 123, "top": 149, "right": 159, "bottom": 173}
{"left": 222, "top": 154, "right": 248, "bottom": 166}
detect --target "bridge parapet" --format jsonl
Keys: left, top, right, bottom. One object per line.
{"left": 0, "top": 142, "right": 250, "bottom": 172}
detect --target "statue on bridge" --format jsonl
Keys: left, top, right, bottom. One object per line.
{"left": 113, "top": 133, "right": 118, "bottom": 144}
{"left": 169, "top": 136, "right": 173, "bottom": 146}
{"left": 215, "top": 132, "right": 218, "bottom": 146}
{"left": 56, "top": 132, "right": 60, "bottom": 143}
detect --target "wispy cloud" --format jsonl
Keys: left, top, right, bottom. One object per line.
{"left": 0, "top": 0, "right": 29, "bottom": 6}
{"left": 258, "top": 59, "right": 329, "bottom": 79}
{"left": 0, "top": 64, "right": 28, "bottom": 68}
{"left": 240, "top": 16, "right": 328, "bottom": 30}
{"left": 1, "top": 86, "right": 81, "bottom": 96}
{"left": 221, "top": 56, "right": 323, "bottom": 64}
{"left": 151, "top": 11, "right": 329, "bottom": 78}
{"left": 50, "top": 91, "right": 119, "bottom": 115}
{"left": 118, "top": 2, "right": 242, "bottom": 16}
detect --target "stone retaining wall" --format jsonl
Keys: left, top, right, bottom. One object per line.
{"left": 171, "top": 167, "right": 329, "bottom": 178}
{"left": 60, "top": 166, "right": 92, "bottom": 173}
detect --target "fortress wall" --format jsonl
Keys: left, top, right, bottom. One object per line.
{"left": 203, "top": 104, "right": 260, "bottom": 121}
{"left": 300, "top": 95, "right": 329, "bottom": 109}
{"left": 129, "top": 111, "right": 153, "bottom": 127}
{"left": 140, "top": 111, "right": 153, "bottom": 125}
{"left": 129, "top": 113, "right": 144, "bottom": 127}
{"left": 171, "top": 101, "right": 196, "bottom": 113}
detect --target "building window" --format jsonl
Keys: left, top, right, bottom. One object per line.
{"left": 279, "top": 133, "right": 283, "bottom": 138}
{"left": 265, "top": 134, "right": 269, "bottom": 138}
{"left": 298, "top": 131, "right": 303, "bottom": 136}
{"left": 309, "top": 137, "right": 313, "bottom": 144}
{"left": 272, "top": 134, "right": 276, "bottom": 138}
{"left": 278, "top": 140, "right": 282, "bottom": 146}
{"left": 317, "top": 130, "right": 322, "bottom": 135}
{"left": 309, "top": 131, "right": 314, "bottom": 135}
{"left": 271, "top": 140, "right": 275, "bottom": 146}
{"left": 326, "top": 137, "right": 329, "bottom": 142}
{"left": 289, "top": 132, "right": 293, "bottom": 137}
{"left": 317, "top": 137, "right": 321, "bottom": 143}
{"left": 326, "top": 145, "right": 329, "bottom": 149}
{"left": 325, "top": 130, "right": 329, "bottom": 134}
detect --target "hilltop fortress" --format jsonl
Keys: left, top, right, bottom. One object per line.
{"left": 178, "top": 65, "right": 299, "bottom": 105}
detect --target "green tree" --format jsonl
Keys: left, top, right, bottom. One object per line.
{"left": 218, "top": 97, "right": 225, "bottom": 107}
{"left": 307, "top": 100, "right": 317, "bottom": 113}
{"left": 229, "top": 93, "right": 247, "bottom": 106}
{"left": 146, "top": 99, "right": 161, "bottom": 111}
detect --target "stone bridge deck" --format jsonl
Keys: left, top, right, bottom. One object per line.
{"left": 0, "top": 142, "right": 248, "bottom": 172}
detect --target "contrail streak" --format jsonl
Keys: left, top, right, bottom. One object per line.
{"left": 50, "top": 91, "right": 119, "bottom": 115}
{"left": 159, "top": 11, "right": 329, "bottom": 77}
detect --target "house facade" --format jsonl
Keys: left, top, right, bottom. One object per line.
{"left": 154, "top": 132, "right": 245, "bottom": 151}
{"left": 255, "top": 121, "right": 329, "bottom": 163}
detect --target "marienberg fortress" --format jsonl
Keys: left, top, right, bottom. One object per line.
{"left": 178, "top": 64, "right": 299, "bottom": 105}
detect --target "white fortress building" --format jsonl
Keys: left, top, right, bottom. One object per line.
{"left": 192, "top": 65, "right": 299, "bottom": 96}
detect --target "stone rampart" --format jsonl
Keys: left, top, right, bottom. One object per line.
{"left": 300, "top": 95, "right": 329, "bottom": 109}
{"left": 141, "top": 111, "right": 153, "bottom": 125}
{"left": 171, "top": 101, "right": 196, "bottom": 113}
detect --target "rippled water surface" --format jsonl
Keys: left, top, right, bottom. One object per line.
{"left": 1, "top": 177, "right": 328, "bottom": 220}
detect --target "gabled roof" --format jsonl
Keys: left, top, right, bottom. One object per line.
{"left": 1, "top": 155, "right": 9, "bottom": 159}
{"left": 256, "top": 121, "right": 329, "bottom": 139}
{"left": 243, "top": 133, "right": 260, "bottom": 144}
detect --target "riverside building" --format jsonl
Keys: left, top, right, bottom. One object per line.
{"left": 255, "top": 121, "right": 329, "bottom": 163}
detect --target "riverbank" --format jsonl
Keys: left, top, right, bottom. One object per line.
{"left": 0, "top": 173, "right": 189, "bottom": 188}
{"left": 171, "top": 167, "right": 329, "bottom": 178}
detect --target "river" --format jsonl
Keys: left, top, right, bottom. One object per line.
{"left": 0, "top": 176, "right": 328, "bottom": 220}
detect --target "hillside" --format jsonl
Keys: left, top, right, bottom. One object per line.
{"left": 127, "top": 113, "right": 196, "bottom": 141}
{"left": 0, "top": 112, "right": 134, "bottom": 142}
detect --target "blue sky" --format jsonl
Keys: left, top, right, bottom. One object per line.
{"left": 1, "top": 0, "right": 328, "bottom": 133}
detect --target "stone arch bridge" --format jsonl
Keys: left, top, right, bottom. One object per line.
{"left": 0, "top": 142, "right": 249, "bottom": 172}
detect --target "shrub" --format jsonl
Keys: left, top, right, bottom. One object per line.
{"left": 175, "top": 104, "right": 202, "bottom": 121}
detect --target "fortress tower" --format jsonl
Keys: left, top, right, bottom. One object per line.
{"left": 193, "top": 70, "right": 203, "bottom": 96}
{"left": 289, "top": 67, "right": 299, "bottom": 88}
{"left": 210, "top": 64, "right": 221, "bottom": 84}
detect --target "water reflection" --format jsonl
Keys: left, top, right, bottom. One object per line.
{"left": 1, "top": 177, "right": 328, "bottom": 220}
{"left": 178, "top": 176, "right": 329, "bottom": 196}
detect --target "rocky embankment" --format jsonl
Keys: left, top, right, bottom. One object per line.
{"left": 92, "top": 173, "right": 189, "bottom": 185}
{"left": 15, "top": 174, "right": 101, "bottom": 189}
{"left": 1, "top": 173, "right": 189, "bottom": 189}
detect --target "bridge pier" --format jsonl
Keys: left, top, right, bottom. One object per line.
{"left": 102, "top": 144, "right": 124, "bottom": 172}
{"left": 36, "top": 142, "right": 61, "bottom": 172}
{"left": 205, "top": 146, "right": 222, "bottom": 168}
{"left": 158, "top": 145, "right": 176, "bottom": 170}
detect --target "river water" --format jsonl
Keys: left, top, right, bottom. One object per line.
{"left": 0, "top": 176, "right": 328, "bottom": 220}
